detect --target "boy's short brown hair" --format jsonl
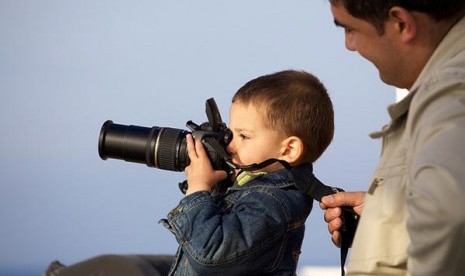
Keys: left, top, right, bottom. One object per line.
{"left": 232, "top": 70, "right": 334, "bottom": 163}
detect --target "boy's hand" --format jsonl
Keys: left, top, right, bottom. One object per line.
{"left": 320, "top": 191, "right": 365, "bottom": 247}
{"left": 184, "top": 134, "right": 227, "bottom": 195}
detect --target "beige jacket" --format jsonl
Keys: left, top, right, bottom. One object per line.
{"left": 347, "top": 15, "right": 465, "bottom": 276}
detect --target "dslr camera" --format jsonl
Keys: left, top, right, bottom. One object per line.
{"left": 98, "top": 98, "right": 233, "bottom": 172}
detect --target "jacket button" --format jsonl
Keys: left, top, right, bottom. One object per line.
{"left": 170, "top": 210, "right": 180, "bottom": 217}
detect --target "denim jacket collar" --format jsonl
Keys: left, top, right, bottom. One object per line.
{"left": 228, "top": 163, "right": 314, "bottom": 191}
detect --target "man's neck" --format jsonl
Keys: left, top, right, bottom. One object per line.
{"left": 403, "top": 11, "right": 465, "bottom": 89}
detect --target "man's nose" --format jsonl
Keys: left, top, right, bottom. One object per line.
{"left": 345, "top": 33, "right": 357, "bottom": 51}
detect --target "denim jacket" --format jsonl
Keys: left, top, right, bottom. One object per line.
{"left": 160, "top": 164, "right": 313, "bottom": 276}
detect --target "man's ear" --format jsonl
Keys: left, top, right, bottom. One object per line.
{"left": 280, "top": 136, "right": 304, "bottom": 165}
{"left": 388, "top": 6, "right": 417, "bottom": 43}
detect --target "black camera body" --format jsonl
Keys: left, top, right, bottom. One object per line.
{"left": 98, "top": 98, "right": 232, "bottom": 172}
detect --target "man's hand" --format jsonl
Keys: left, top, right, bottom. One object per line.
{"left": 320, "top": 191, "right": 365, "bottom": 247}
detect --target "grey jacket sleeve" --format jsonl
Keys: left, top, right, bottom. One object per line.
{"left": 407, "top": 72, "right": 465, "bottom": 276}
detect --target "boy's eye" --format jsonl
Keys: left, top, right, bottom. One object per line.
{"left": 239, "top": 134, "right": 248, "bottom": 140}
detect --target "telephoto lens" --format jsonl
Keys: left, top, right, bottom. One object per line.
{"left": 98, "top": 120, "right": 189, "bottom": 171}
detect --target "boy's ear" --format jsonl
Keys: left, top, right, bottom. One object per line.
{"left": 280, "top": 136, "right": 304, "bottom": 165}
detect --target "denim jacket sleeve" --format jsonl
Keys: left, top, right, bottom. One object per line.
{"left": 162, "top": 188, "right": 295, "bottom": 274}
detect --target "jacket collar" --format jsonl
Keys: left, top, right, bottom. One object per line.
{"left": 229, "top": 163, "right": 314, "bottom": 190}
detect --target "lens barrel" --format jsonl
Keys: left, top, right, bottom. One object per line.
{"left": 98, "top": 120, "right": 189, "bottom": 171}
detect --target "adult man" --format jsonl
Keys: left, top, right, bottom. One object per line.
{"left": 320, "top": 1, "right": 465, "bottom": 275}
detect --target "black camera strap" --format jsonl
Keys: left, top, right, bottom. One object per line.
{"left": 288, "top": 163, "right": 358, "bottom": 276}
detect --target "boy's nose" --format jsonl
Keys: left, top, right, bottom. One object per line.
{"left": 226, "top": 140, "right": 235, "bottom": 154}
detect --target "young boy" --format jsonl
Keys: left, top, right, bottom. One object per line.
{"left": 162, "top": 69, "right": 334, "bottom": 275}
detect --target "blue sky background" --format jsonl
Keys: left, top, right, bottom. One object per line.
{"left": 0, "top": 1, "right": 394, "bottom": 275}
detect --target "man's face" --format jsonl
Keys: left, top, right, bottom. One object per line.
{"left": 330, "top": 3, "right": 404, "bottom": 87}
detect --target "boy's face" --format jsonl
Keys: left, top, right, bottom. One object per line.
{"left": 227, "top": 101, "right": 285, "bottom": 173}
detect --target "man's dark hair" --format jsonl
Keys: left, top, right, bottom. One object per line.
{"left": 330, "top": 0, "right": 465, "bottom": 33}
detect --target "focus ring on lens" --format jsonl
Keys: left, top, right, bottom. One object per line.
{"left": 155, "top": 128, "right": 185, "bottom": 171}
